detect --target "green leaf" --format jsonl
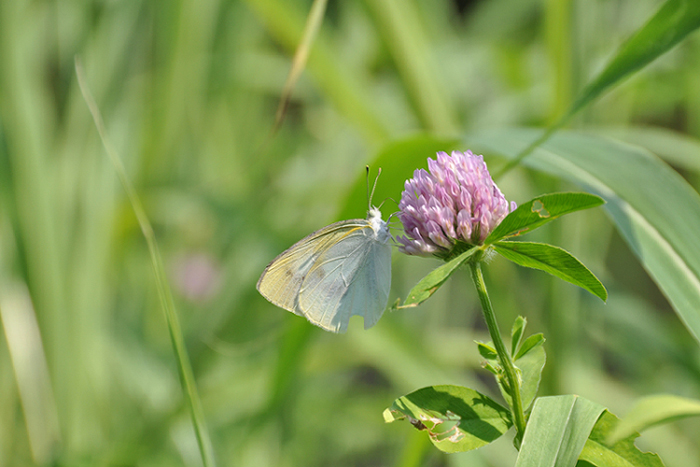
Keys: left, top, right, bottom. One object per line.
{"left": 511, "top": 316, "right": 527, "bottom": 356}
{"left": 513, "top": 337, "right": 546, "bottom": 411}
{"left": 514, "top": 333, "right": 544, "bottom": 361}
{"left": 383, "top": 385, "right": 513, "bottom": 453}
{"left": 578, "top": 411, "right": 665, "bottom": 467}
{"left": 480, "top": 333, "right": 545, "bottom": 411}
{"left": 600, "top": 126, "right": 700, "bottom": 173}
{"left": 564, "top": 0, "right": 700, "bottom": 123}
{"left": 470, "top": 128, "right": 700, "bottom": 344}
{"left": 493, "top": 241, "right": 607, "bottom": 302}
{"left": 608, "top": 394, "right": 700, "bottom": 444}
{"left": 400, "top": 246, "right": 478, "bottom": 307}
{"left": 486, "top": 193, "right": 605, "bottom": 244}
{"left": 477, "top": 341, "right": 498, "bottom": 360}
{"left": 515, "top": 395, "right": 605, "bottom": 467}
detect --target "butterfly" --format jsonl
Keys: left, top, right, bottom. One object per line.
{"left": 257, "top": 172, "right": 392, "bottom": 333}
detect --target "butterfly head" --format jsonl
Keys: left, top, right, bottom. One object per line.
{"left": 368, "top": 207, "right": 391, "bottom": 243}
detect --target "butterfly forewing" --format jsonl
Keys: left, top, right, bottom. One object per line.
{"left": 256, "top": 219, "right": 369, "bottom": 316}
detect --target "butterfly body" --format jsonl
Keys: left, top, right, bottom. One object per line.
{"left": 257, "top": 208, "right": 391, "bottom": 333}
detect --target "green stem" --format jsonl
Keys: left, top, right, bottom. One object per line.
{"left": 469, "top": 261, "right": 527, "bottom": 444}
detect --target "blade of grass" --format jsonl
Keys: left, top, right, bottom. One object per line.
{"left": 514, "top": 395, "right": 605, "bottom": 467}
{"left": 245, "top": 0, "right": 390, "bottom": 144}
{"left": 75, "top": 57, "right": 216, "bottom": 467}
{"left": 395, "top": 430, "right": 433, "bottom": 467}
{"left": 599, "top": 126, "right": 700, "bottom": 172}
{"left": 496, "top": 0, "right": 700, "bottom": 177}
{"left": 0, "top": 282, "right": 60, "bottom": 464}
{"left": 364, "top": 0, "right": 458, "bottom": 133}
{"left": 544, "top": 0, "right": 574, "bottom": 122}
{"left": 609, "top": 394, "right": 700, "bottom": 444}
{"left": 0, "top": 0, "right": 68, "bottom": 412}
{"left": 273, "top": 0, "right": 328, "bottom": 133}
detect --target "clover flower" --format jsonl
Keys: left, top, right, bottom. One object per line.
{"left": 397, "top": 150, "right": 516, "bottom": 257}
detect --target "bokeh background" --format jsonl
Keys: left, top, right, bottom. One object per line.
{"left": 1, "top": 0, "right": 700, "bottom": 465}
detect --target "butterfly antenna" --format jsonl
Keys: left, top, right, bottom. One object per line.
{"left": 369, "top": 167, "right": 382, "bottom": 209}
{"left": 365, "top": 166, "right": 371, "bottom": 211}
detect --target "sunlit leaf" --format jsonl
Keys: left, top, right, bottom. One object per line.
{"left": 485, "top": 193, "right": 605, "bottom": 244}
{"left": 515, "top": 395, "right": 605, "bottom": 467}
{"left": 493, "top": 241, "right": 607, "bottom": 302}
{"left": 383, "top": 384, "right": 513, "bottom": 453}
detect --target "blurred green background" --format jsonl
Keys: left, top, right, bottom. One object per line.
{"left": 2, "top": 0, "right": 700, "bottom": 465}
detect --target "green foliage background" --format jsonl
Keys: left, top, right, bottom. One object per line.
{"left": 1, "top": 0, "right": 700, "bottom": 465}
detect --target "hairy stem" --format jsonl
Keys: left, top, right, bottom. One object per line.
{"left": 469, "top": 261, "right": 527, "bottom": 445}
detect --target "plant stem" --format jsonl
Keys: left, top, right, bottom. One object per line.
{"left": 469, "top": 261, "right": 527, "bottom": 444}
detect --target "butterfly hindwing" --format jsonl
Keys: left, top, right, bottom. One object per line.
{"left": 299, "top": 224, "right": 391, "bottom": 332}
{"left": 330, "top": 237, "right": 390, "bottom": 331}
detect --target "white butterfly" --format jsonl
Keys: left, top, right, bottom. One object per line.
{"left": 257, "top": 206, "right": 392, "bottom": 333}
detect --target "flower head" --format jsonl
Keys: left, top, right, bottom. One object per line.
{"left": 397, "top": 150, "right": 516, "bottom": 257}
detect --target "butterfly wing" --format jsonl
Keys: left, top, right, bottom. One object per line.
{"left": 256, "top": 220, "right": 368, "bottom": 316}
{"left": 298, "top": 223, "right": 391, "bottom": 333}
